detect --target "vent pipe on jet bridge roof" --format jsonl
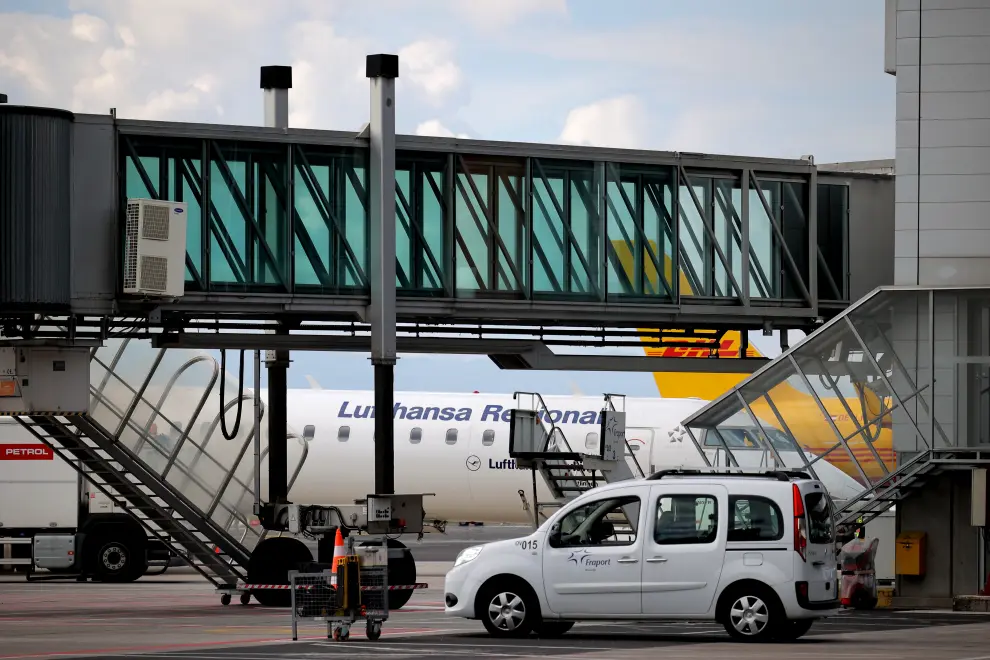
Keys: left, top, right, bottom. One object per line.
{"left": 260, "top": 65, "right": 291, "bottom": 130}
{"left": 258, "top": 65, "right": 293, "bottom": 512}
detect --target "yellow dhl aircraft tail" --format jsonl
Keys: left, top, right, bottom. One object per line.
{"left": 610, "top": 240, "right": 894, "bottom": 484}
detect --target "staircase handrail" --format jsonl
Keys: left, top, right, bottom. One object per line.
{"left": 513, "top": 391, "right": 578, "bottom": 455}
{"left": 833, "top": 450, "right": 933, "bottom": 522}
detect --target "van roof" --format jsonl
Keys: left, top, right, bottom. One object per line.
{"left": 577, "top": 469, "right": 820, "bottom": 498}
{"left": 646, "top": 468, "right": 814, "bottom": 483}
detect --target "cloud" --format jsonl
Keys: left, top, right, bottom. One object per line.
{"left": 0, "top": 1, "right": 278, "bottom": 122}
{"left": 415, "top": 119, "right": 469, "bottom": 139}
{"left": 286, "top": 20, "right": 371, "bottom": 130}
{"left": 398, "top": 39, "right": 463, "bottom": 107}
{"left": 449, "top": 0, "right": 568, "bottom": 29}
{"left": 558, "top": 95, "right": 649, "bottom": 149}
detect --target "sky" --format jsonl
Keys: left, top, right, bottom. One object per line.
{"left": 0, "top": 0, "right": 895, "bottom": 396}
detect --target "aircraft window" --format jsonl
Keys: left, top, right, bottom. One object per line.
{"left": 585, "top": 432, "right": 599, "bottom": 451}
{"left": 655, "top": 495, "right": 718, "bottom": 545}
{"left": 410, "top": 427, "right": 422, "bottom": 444}
{"left": 303, "top": 425, "right": 315, "bottom": 441}
{"left": 728, "top": 495, "right": 783, "bottom": 542}
{"left": 445, "top": 428, "right": 458, "bottom": 445}
{"left": 337, "top": 426, "right": 350, "bottom": 442}
{"left": 482, "top": 429, "right": 495, "bottom": 446}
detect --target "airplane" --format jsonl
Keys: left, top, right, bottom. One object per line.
{"left": 607, "top": 238, "right": 895, "bottom": 485}
{"left": 104, "top": 385, "right": 866, "bottom": 527}
{"left": 0, "top": 381, "right": 866, "bottom": 530}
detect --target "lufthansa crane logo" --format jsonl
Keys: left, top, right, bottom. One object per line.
{"left": 465, "top": 455, "right": 481, "bottom": 471}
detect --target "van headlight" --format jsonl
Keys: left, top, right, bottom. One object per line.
{"left": 454, "top": 545, "right": 483, "bottom": 567}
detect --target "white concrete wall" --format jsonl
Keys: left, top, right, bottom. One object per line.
{"left": 891, "top": 0, "right": 990, "bottom": 286}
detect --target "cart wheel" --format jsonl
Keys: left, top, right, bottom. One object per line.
{"left": 220, "top": 593, "right": 232, "bottom": 606}
{"left": 366, "top": 621, "right": 382, "bottom": 641}
{"left": 239, "top": 592, "right": 251, "bottom": 606}
{"left": 332, "top": 628, "right": 341, "bottom": 642}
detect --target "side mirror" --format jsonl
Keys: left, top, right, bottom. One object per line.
{"left": 548, "top": 523, "right": 561, "bottom": 548}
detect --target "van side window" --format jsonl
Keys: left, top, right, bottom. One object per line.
{"left": 552, "top": 495, "right": 640, "bottom": 548}
{"left": 654, "top": 495, "right": 718, "bottom": 545}
{"left": 482, "top": 429, "right": 495, "bottom": 446}
{"left": 728, "top": 495, "right": 783, "bottom": 542}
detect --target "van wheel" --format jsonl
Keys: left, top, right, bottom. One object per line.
{"left": 721, "top": 588, "right": 779, "bottom": 642}
{"left": 774, "top": 618, "right": 814, "bottom": 641}
{"left": 535, "top": 621, "right": 574, "bottom": 638}
{"left": 478, "top": 580, "right": 536, "bottom": 638}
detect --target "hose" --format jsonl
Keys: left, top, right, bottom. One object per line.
{"left": 219, "top": 349, "right": 245, "bottom": 441}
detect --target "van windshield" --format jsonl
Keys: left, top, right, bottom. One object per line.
{"left": 804, "top": 492, "right": 834, "bottom": 544}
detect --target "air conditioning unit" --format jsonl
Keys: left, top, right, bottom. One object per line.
{"left": 123, "top": 198, "right": 188, "bottom": 298}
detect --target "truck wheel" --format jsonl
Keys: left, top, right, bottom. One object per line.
{"left": 247, "top": 537, "right": 313, "bottom": 607}
{"left": 358, "top": 538, "right": 416, "bottom": 610}
{"left": 85, "top": 532, "right": 147, "bottom": 583}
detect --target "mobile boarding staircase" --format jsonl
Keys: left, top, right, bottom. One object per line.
{"left": 509, "top": 392, "right": 645, "bottom": 528}
{"left": 8, "top": 337, "right": 309, "bottom": 603}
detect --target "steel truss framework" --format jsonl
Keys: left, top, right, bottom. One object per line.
{"left": 677, "top": 285, "right": 990, "bottom": 524}
{"left": 115, "top": 119, "right": 851, "bottom": 332}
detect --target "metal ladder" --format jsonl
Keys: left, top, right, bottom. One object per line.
{"left": 516, "top": 393, "right": 645, "bottom": 522}
{"left": 16, "top": 414, "right": 249, "bottom": 588}
{"left": 835, "top": 448, "right": 990, "bottom": 527}
{"left": 12, "top": 336, "right": 310, "bottom": 590}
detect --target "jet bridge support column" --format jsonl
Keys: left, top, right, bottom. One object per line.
{"left": 261, "top": 65, "right": 292, "bottom": 505}
{"left": 367, "top": 54, "right": 399, "bottom": 496}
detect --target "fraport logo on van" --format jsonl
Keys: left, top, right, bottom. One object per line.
{"left": 567, "top": 548, "right": 611, "bottom": 570}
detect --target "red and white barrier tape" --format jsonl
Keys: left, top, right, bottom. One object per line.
{"left": 243, "top": 582, "right": 429, "bottom": 591}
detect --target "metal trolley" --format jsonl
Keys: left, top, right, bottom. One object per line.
{"left": 289, "top": 537, "right": 390, "bottom": 642}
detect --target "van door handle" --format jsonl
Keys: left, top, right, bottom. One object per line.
{"left": 646, "top": 557, "right": 668, "bottom": 563}
{"left": 812, "top": 561, "right": 825, "bottom": 567}
{"left": 617, "top": 557, "right": 639, "bottom": 564}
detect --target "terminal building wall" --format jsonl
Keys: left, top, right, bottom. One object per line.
{"left": 888, "top": 0, "right": 990, "bottom": 287}
{"left": 886, "top": 0, "right": 990, "bottom": 601}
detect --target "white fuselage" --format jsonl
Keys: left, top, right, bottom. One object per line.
{"left": 273, "top": 390, "right": 865, "bottom": 524}
{"left": 1, "top": 388, "right": 866, "bottom": 529}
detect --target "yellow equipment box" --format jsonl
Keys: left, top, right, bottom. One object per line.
{"left": 877, "top": 587, "right": 894, "bottom": 608}
{"left": 895, "top": 531, "right": 927, "bottom": 576}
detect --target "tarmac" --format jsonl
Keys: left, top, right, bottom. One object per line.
{"left": 3, "top": 527, "right": 989, "bottom": 660}
{"left": 3, "top": 568, "right": 990, "bottom": 660}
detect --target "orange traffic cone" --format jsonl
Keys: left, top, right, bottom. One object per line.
{"left": 330, "top": 528, "right": 346, "bottom": 573}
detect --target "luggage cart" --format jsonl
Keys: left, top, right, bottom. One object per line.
{"left": 289, "top": 535, "right": 390, "bottom": 642}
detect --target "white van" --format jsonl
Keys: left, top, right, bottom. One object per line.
{"left": 444, "top": 469, "right": 839, "bottom": 642}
